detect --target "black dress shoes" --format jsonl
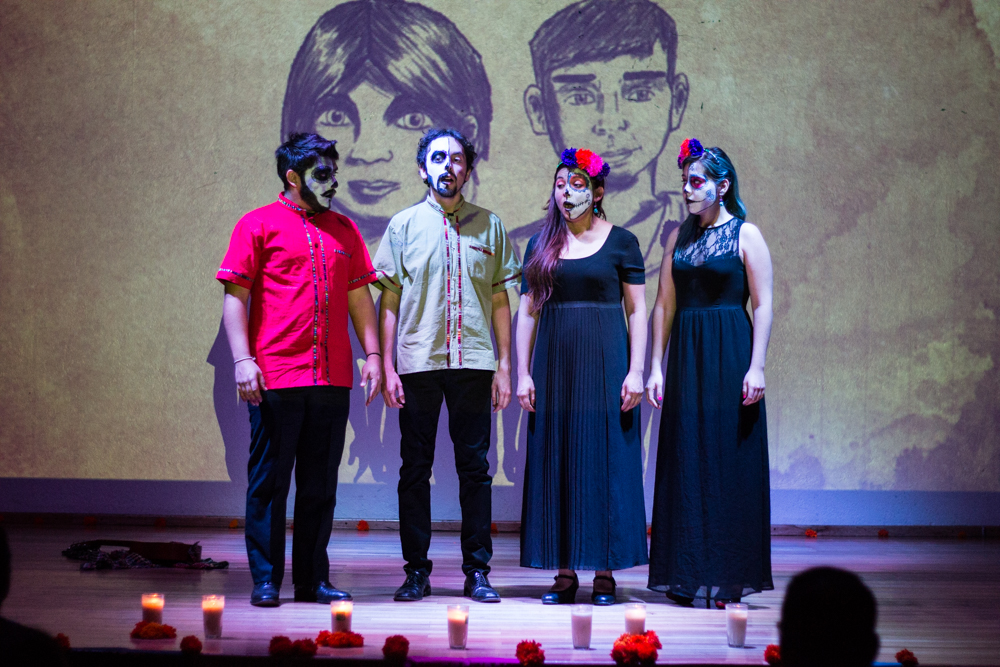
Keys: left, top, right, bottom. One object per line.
{"left": 464, "top": 571, "right": 501, "bottom": 603}
{"left": 591, "top": 574, "right": 617, "bottom": 606}
{"left": 541, "top": 573, "right": 579, "bottom": 604}
{"left": 294, "top": 581, "right": 352, "bottom": 603}
{"left": 393, "top": 569, "right": 431, "bottom": 601}
{"left": 250, "top": 581, "right": 280, "bottom": 607}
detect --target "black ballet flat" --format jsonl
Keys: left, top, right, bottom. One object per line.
{"left": 541, "top": 573, "right": 579, "bottom": 604}
{"left": 665, "top": 590, "right": 695, "bottom": 607}
{"left": 591, "top": 574, "right": 617, "bottom": 606}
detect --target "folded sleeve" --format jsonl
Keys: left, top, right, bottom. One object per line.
{"left": 618, "top": 229, "right": 646, "bottom": 285}
{"left": 346, "top": 218, "right": 377, "bottom": 291}
{"left": 371, "top": 220, "right": 403, "bottom": 294}
{"left": 491, "top": 215, "right": 523, "bottom": 294}
{"left": 216, "top": 214, "right": 261, "bottom": 289}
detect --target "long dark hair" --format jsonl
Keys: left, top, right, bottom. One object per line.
{"left": 524, "top": 165, "right": 606, "bottom": 314}
{"left": 676, "top": 146, "right": 747, "bottom": 250}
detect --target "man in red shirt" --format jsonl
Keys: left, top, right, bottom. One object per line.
{"left": 218, "top": 133, "right": 382, "bottom": 607}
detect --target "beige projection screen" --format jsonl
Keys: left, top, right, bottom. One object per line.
{"left": 0, "top": 0, "right": 998, "bottom": 494}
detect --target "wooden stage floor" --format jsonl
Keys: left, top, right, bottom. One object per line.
{"left": 3, "top": 525, "right": 999, "bottom": 664}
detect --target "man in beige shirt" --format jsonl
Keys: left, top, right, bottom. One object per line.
{"left": 374, "top": 128, "right": 521, "bottom": 603}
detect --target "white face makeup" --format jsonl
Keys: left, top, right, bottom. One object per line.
{"left": 301, "top": 157, "right": 338, "bottom": 211}
{"left": 682, "top": 161, "right": 723, "bottom": 217}
{"left": 420, "top": 136, "right": 469, "bottom": 199}
{"left": 554, "top": 168, "right": 594, "bottom": 222}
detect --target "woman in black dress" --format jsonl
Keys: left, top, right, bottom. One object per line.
{"left": 645, "top": 139, "right": 774, "bottom": 608}
{"left": 517, "top": 148, "right": 647, "bottom": 605}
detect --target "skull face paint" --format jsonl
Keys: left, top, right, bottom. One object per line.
{"left": 420, "top": 136, "right": 469, "bottom": 199}
{"left": 300, "top": 157, "right": 338, "bottom": 212}
{"left": 682, "top": 161, "right": 723, "bottom": 217}
{"left": 555, "top": 168, "right": 594, "bottom": 222}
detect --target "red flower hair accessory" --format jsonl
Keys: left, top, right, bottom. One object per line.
{"left": 677, "top": 138, "right": 705, "bottom": 168}
{"left": 560, "top": 148, "right": 611, "bottom": 180}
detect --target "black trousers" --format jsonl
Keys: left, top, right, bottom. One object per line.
{"left": 246, "top": 386, "right": 349, "bottom": 589}
{"left": 398, "top": 369, "right": 494, "bottom": 575}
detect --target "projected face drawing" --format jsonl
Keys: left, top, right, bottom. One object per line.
{"left": 682, "top": 161, "right": 726, "bottom": 218}
{"left": 419, "top": 136, "right": 469, "bottom": 199}
{"left": 282, "top": 0, "right": 493, "bottom": 240}
{"left": 547, "top": 45, "right": 671, "bottom": 188}
{"left": 299, "top": 157, "right": 338, "bottom": 212}
{"left": 554, "top": 168, "right": 594, "bottom": 221}
{"left": 314, "top": 80, "right": 433, "bottom": 220}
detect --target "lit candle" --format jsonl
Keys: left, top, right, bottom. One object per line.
{"left": 624, "top": 601, "right": 646, "bottom": 635}
{"left": 202, "top": 595, "right": 225, "bottom": 639}
{"left": 447, "top": 604, "right": 469, "bottom": 649}
{"left": 141, "top": 593, "right": 164, "bottom": 624}
{"left": 331, "top": 599, "right": 353, "bottom": 633}
{"left": 726, "top": 603, "right": 748, "bottom": 648}
{"left": 571, "top": 605, "right": 592, "bottom": 649}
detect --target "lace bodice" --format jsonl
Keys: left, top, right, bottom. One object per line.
{"left": 674, "top": 218, "right": 741, "bottom": 266}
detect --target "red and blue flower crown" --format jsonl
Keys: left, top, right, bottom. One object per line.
{"left": 677, "top": 138, "right": 705, "bottom": 168}
{"left": 560, "top": 148, "right": 610, "bottom": 181}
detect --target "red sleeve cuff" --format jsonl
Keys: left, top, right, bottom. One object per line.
{"left": 216, "top": 267, "right": 254, "bottom": 289}
{"left": 347, "top": 269, "right": 378, "bottom": 290}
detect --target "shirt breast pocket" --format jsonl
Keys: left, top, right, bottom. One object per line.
{"left": 466, "top": 243, "right": 496, "bottom": 281}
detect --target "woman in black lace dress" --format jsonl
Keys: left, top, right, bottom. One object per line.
{"left": 517, "top": 149, "right": 647, "bottom": 605}
{"left": 645, "top": 139, "right": 774, "bottom": 608}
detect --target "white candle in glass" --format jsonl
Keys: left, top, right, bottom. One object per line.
{"left": 141, "top": 593, "right": 164, "bottom": 624}
{"left": 202, "top": 595, "right": 225, "bottom": 639}
{"left": 447, "top": 604, "right": 469, "bottom": 649}
{"left": 624, "top": 601, "right": 646, "bottom": 635}
{"left": 571, "top": 605, "right": 593, "bottom": 649}
{"left": 726, "top": 603, "right": 748, "bottom": 647}
{"left": 331, "top": 599, "right": 353, "bottom": 633}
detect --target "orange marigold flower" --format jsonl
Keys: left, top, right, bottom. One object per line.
{"left": 878, "top": 529, "right": 889, "bottom": 538}
{"left": 55, "top": 633, "right": 70, "bottom": 650}
{"left": 316, "top": 630, "right": 364, "bottom": 648}
{"left": 896, "top": 649, "right": 918, "bottom": 667}
{"left": 805, "top": 529, "right": 818, "bottom": 538}
{"left": 764, "top": 644, "right": 781, "bottom": 666}
{"left": 130, "top": 621, "right": 176, "bottom": 640}
{"left": 357, "top": 520, "right": 370, "bottom": 531}
{"left": 382, "top": 635, "right": 410, "bottom": 662}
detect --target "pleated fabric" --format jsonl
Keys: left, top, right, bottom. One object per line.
{"left": 647, "top": 219, "right": 773, "bottom": 600}
{"left": 519, "top": 227, "right": 648, "bottom": 571}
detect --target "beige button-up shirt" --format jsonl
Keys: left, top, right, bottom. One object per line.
{"left": 373, "top": 195, "right": 522, "bottom": 375}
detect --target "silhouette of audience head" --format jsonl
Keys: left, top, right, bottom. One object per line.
{"left": 282, "top": 0, "right": 492, "bottom": 235}
{"left": 780, "top": 566, "right": 880, "bottom": 667}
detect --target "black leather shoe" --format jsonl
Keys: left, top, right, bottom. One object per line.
{"left": 393, "top": 570, "right": 431, "bottom": 601}
{"left": 464, "top": 571, "right": 501, "bottom": 603}
{"left": 294, "top": 581, "right": 352, "bottom": 603}
{"left": 541, "top": 573, "right": 579, "bottom": 604}
{"left": 251, "top": 581, "right": 280, "bottom": 607}
{"left": 591, "top": 574, "right": 617, "bottom": 606}
{"left": 666, "top": 590, "right": 695, "bottom": 607}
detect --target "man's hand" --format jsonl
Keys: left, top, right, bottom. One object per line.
{"left": 235, "top": 359, "right": 267, "bottom": 406}
{"left": 516, "top": 374, "right": 536, "bottom": 412}
{"left": 360, "top": 356, "right": 383, "bottom": 406}
{"left": 383, "top": 366, "right": 405, "bottom": 409}
{"left": 492, "top": 367, "right": 512, "bottom": 412}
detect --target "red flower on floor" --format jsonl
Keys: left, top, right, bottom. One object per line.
{"left": 83, "top": 516, "right": 97, "bottom": 526}
{"left": 896, "top": 649, "right": 919, "bottom": 667}
{"left": 491, "top": 522, "right": 499, "bottom": 535}
{"left": 357, "top": 520, "right": 370, "bottom": 531}
{"left": 516, "top": 640, "right": 545, "bottom": 666}
{"left": 382, "top": 635, "right": 410, "bottom": 662}
{"left": 316, "top": 630, "right": 364, "bottom": 648}
{"left": 611, "top": 631, "right": 660, "bottom": 666}
{"left": 270, "top": 636, "right": 318, "bottom": 657}
{"left": 55, "top": 633, "right": 71, "bottom": 650}
{"left": 764, "top": 644, "right": 781, "bottom": 666}
{"left": 878, "top": 529, "right": 889, "bottom": 538}
{"left": 180, "top": 635, "right": 203, "bottom": 654}
{"left": 130, "top": 621, "right": 177, "bottom": 640}
{"left": 804, "top": 529, "right": 818, "bottom": 538}
{"left": 228, "top": 519, "right": 239, "bottom": 529}
{"left": 154, "top": 517, "right": 167, "bottom": 528}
